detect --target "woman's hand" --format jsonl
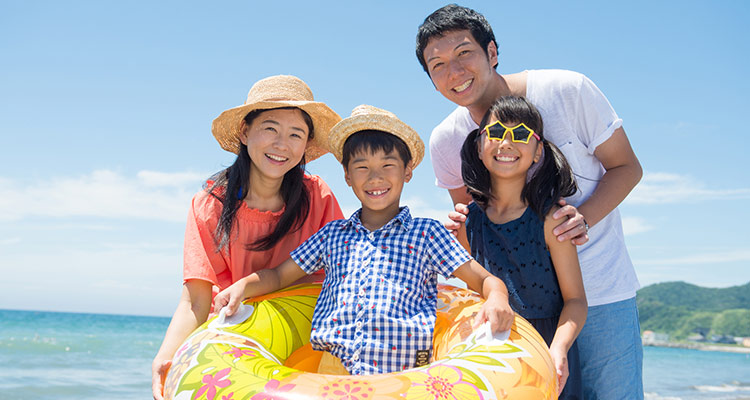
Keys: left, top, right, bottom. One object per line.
{"left": 212, "top": 277, "right": 249, "bottom": 316}
{"left": 473, "top": 292, "right": 514, "bottom": 333}
{"left": 548, "top": 343, "right": 570, "bottom": 395}
{"left": 151, "top": 357, "right": 172, "bottom": 400}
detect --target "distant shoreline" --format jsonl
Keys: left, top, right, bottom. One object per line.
{"left": 643, "top": 340, "right": 750, "bottom": 354}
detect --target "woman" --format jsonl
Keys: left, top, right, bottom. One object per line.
{"left": 151, "top": 75, "right": 344, "bottom": 400}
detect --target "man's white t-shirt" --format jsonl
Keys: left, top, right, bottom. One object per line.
{"left": 430, "top": 69, "right": 640, "bottom": 307}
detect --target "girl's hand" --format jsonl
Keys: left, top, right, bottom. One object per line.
{"left": 212, "top": 277, "right": 248, "bottom": 316}
{"left": 548, "top": 344, "right": 569, "bottom": 395}
{"left": 473, "top": 293, "right": 514, "bottom": 333}
{"left": 151, "top": 358, "right": 172, "bottom": 400}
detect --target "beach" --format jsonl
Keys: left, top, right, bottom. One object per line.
{"left": 2, "top": 308, "right": 750, "bottom": 400}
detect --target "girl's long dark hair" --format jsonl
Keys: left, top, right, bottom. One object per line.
{"left": 461, "top": 96, "right": 577, "bottom": 219}
{"left": 207, "top": 107, "right": 313, "bottom": 252}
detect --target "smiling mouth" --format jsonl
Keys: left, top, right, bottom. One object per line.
{"left": 494, "top": 154, "right": 518, "bottom": 162}
{"left": 453, "top": 79, "right": 473, "bottom": 93}
{"left": 365, "top": 188, "right": 389, "bottom": 196}
{"left": 265, "top": 153, "right": 288, "bottom": 162}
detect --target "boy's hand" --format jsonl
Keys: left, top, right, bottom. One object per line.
{"left": 444, "top": 203, "right": 469, "bottom": 236}
{"left": 212, "top": 277, "right": 248, "bottom": 316}
{"left": 552, "top": 199, "right": 589, "bottom": 245}
{"left": 549, "top": 343, "right": 570, "bottom": 395}
{"left": 473, "top": 292, "right": 514, "bottom": 333}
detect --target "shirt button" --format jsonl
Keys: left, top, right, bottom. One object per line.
{"left": 359, "top": 289, "right": 365, "bottom": 296}
{"left": 367, "top": 233, "right": 374, "bottom": 240}
{"left": 352, "top": 353, "right": 359, "bottom": 361}
{"left": 356, "top": 321, "right": 363, "bottom": 328}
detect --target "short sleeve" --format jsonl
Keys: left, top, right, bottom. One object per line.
{"left": 424, "top": 220, "right": 472, "bottom": 278}
{"left": 290, "top": 223, "right": 332, "bottom": 274}
{"left": 430, "top": 134, "right": 464, "bottom": 190}
{"left": 182, "top": 190, "right": 225, "bottom": 285}
{"left": 307, "top": 174, "right": 345, "bottom": 228}
{"left": 574, "top": 75, "right": 623, "bottom": 154}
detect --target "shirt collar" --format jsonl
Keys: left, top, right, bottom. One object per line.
{"left": 341, "top": 206, "right": 413, "bottom": 232}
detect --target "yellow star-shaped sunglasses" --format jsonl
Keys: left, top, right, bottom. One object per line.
{"left": 483, "top": 121, "right": 541, "bottom": 144}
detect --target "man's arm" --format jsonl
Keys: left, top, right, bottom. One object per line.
{"left": 576, "top": 127, "right": 642, "bottom": 227}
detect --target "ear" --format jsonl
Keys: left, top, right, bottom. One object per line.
{"left": 238, "top": 121, "right": 248, "bottom": 146}
{"left": 343, "top": 165, "right": 352, "bottom": 187}
{"left": 534, "top": 142, "right": 543, "bottom": 163}
{"left": 487, "top": 40, "right": 498, "bottom": 69}
{"left": 404, "top": 165, "right": 414, "bottom": 183}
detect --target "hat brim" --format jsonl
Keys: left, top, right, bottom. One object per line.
{"left": 328, "top": 114, "right": 425, "bottom": 170}
{"left": 211, "top": 100, "right": 341, "bottom": 162}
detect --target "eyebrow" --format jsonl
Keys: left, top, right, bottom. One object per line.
{"left": 261, "top": 119, "right": 307, "bottom": 134}
{"left": 426, "top": 41, "right": 472, "bottom": 64}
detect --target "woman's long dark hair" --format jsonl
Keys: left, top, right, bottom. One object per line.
{"left": 461, "top": 96, "right": 577, "bottom": 219}
{"left": 207, "top": 107, "right": 313, "bottom": 252}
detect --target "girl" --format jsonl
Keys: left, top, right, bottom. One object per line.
{"left": 460, "top": 96, "right": 587, "bottom": 399}
{"left": 151, "top": 75, "right": 344, "bottom": 400}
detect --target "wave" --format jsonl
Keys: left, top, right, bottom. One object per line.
{"left": 693, "top": 382, "right": 750, "bottom": 393}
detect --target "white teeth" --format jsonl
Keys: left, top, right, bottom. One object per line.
{"left": 495, "top": 155, "right": 517, "bottom": 162}
{"left": 367, "top": 189, "right": 388, "bottom": 196}
{"left": 266, "top": 154, "right": 287, "bottom": 162}
{"left": 453, "top": 79, "right": 473, "bottom": 92}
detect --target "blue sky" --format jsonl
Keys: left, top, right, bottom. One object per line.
{"left": 1, "top": 1, "right": 748, "bottom": 317}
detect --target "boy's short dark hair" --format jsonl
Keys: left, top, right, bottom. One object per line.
{"left": 341, "top": 130, "right": 412, "bottom": 169}
{"left": 416, "top": 4, "right": 498, "bottom": 74}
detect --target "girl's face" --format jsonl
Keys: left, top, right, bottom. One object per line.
{"left": 240, "top": 108, "right": 309, "bottom": 181}
{"left": 478, "top": 119, "right": 542, "bottom": 181}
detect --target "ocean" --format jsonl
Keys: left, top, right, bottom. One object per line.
{"left": 1, "top": 309, "right": 749, "bottom": 400}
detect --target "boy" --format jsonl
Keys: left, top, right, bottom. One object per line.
{"left": 213, "top": 105, "right": 513, "bottom": 375}
{"left": 416, "top": 5, "right": 644, "bottom": 399}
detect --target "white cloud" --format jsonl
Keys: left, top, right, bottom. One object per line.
{"left": 0, "top": 169, "right": 208, "bottom": 222}
{"left": 626, "top": 172, "right": 750, "bottom": 205}
{"left": 634, "top": 249, "right": 750, "bottom": 266}
{"left": 621, "top": 217, "right": 654, "bottom": 236}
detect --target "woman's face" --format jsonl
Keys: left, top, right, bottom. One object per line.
{"left": 240, "top": 108, "right": 309, "bottom": 181}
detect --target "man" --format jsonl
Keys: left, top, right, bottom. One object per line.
{"left": 416, "top": 5, "right": 643, "bottom": 399}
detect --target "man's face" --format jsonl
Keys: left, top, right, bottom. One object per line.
{"left": 422, "top": 30, "right": 498, "bottom": 108}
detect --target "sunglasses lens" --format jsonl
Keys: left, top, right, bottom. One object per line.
{"left": 512, "top": 126, "right": 532, "bottom": 142}
{"left": 486, "top": 124, "right": 505, "bottom": 141}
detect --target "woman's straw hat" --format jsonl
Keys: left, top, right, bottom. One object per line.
{"left": 328, "top": 105, "right": 425, "bottom": 169}
{"left": 211, "top": 75, "right": 341, "bottom": 162}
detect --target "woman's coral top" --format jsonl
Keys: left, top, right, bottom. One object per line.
{"left": 182, "top": 174, "right": 343, "bottom": 300}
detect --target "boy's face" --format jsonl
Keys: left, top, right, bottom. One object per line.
{"left": 422, "top": 29, "right": 498, "bottom": 108}
{"left": 344, "top": 148, "right": 413, "bottom": 214}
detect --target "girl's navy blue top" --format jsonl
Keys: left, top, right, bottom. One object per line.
{"left": 466, "top": 202, "right": 563, "bottom": 319}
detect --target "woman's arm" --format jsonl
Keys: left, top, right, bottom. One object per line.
{"left": 212, "top": 257, "right": 307, "bottom": 316}
{"left": 544, "top": 209, "right": 588, "bottom": 394}
{"left": 152, "top": 279, "right": 213, "bottom": 400}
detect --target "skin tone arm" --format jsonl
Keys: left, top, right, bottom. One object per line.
{"left": 212, "top": 257, "right": 308, "bottom": 317}
{"left": 452, "top": 259, "right": 515, "bottom": 333}
{"left": 152, "top": 279, "right": 213, "bottom": 400}
{"left": 446, "top": 187, "right": 589, "bottom": 248}
{"left": 576, "top": 127, "right": 642, "bottom": 227}
{"left": 543, "top": 208, "right": 588, "bottom": 395}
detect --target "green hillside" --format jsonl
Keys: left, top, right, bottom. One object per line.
{"left": 636, "top": 281, "right": 750, "bottom": 339}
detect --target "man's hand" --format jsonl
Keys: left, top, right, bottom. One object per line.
{"left": 552, "top": 199, "right": 589, "bottom": 245}
{"left": 444, "top": 203, "right": 470, "bottom": 236}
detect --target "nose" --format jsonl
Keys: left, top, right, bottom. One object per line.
{"left": 272, "top": 133, "right": 290, "bottom": 151}
{"left": 367, "top": 168, "right": 384, "bottom": 183}
{"left": 448, "top": 59, "right": 465, "bottom": 77}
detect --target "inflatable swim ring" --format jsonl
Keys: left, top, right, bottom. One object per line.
{"left": 163, "top": 283, "right": 558, "bottom": 399}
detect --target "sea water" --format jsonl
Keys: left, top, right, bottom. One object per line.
{"left": 1, "top": 309, "right": 749, "bottom": 399}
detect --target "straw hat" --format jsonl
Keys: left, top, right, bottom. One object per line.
{"left": 211, "top": 75, "right": 341, "bottom": 162}
{"left": 328, "top": 105, "right": 425, "bottom": 169}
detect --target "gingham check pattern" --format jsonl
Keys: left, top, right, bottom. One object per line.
{"left": 291, "top": 206, "right": 471, "bottom": 375}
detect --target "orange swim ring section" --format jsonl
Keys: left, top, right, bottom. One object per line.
{"left": 163, "top": 283, "right": 558, "bottom": 399}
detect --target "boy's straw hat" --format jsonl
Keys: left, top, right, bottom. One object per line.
{"left": 211, "top": 75, "right": 341, "bottom": 162}
{"left": 328, "top": 105, "right": 425, "bottom": 169}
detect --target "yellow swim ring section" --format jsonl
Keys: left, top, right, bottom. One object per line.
{"left": 163, "top": 283, "right": 558, "bottom": 400}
